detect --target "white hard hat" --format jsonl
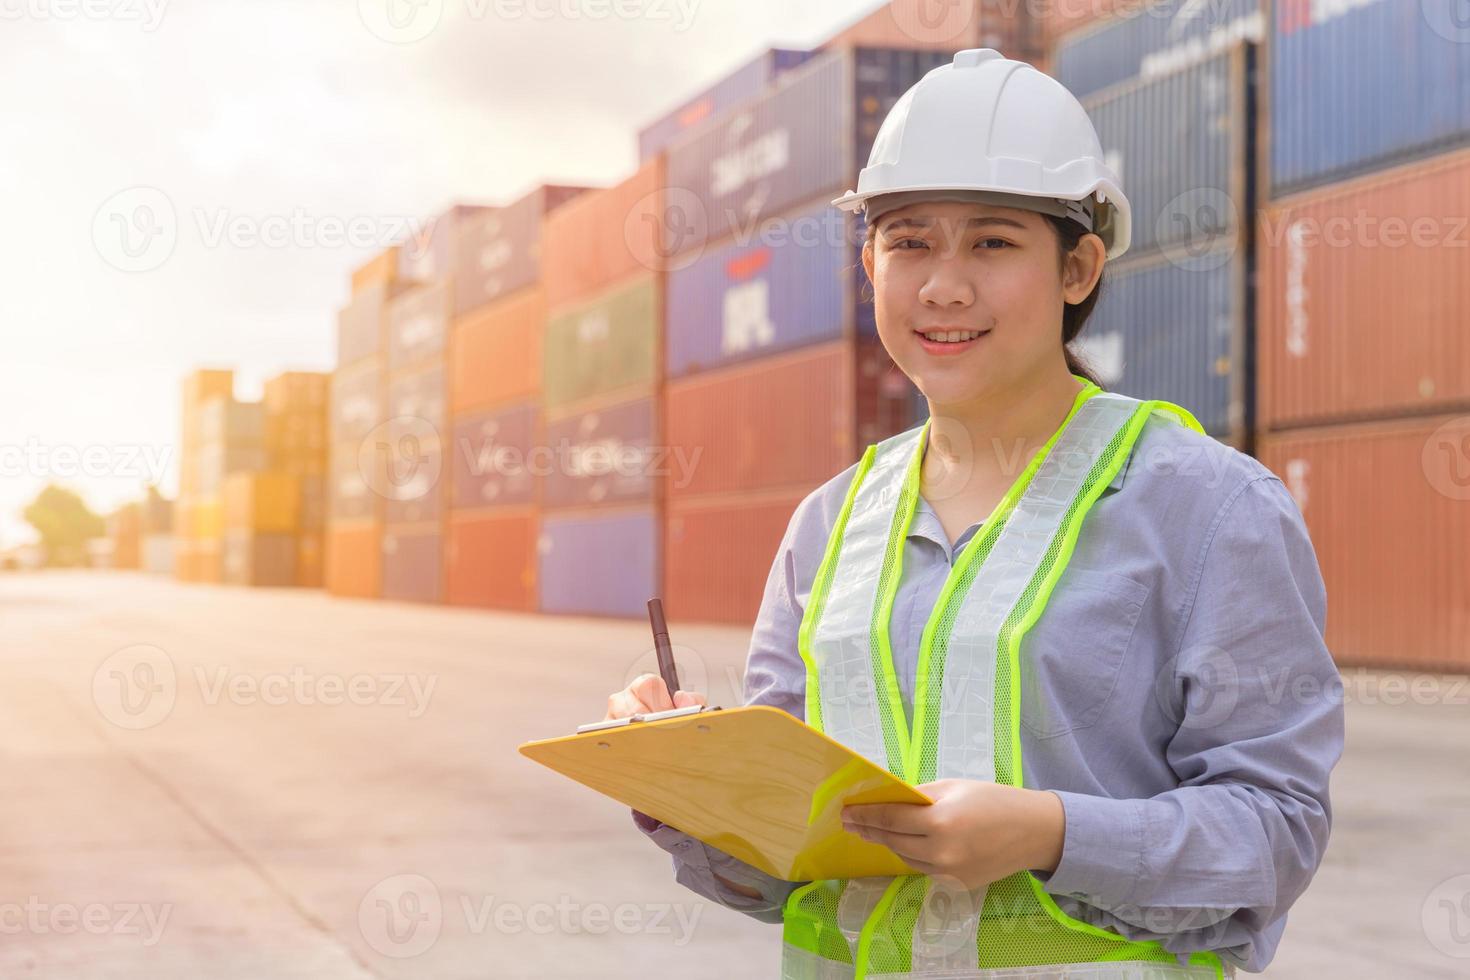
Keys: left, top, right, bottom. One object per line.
{"left": 833, "top": 48, "right": 1131, "bottom": 259}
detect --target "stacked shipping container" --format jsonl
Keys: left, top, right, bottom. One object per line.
{"left": 445, "top": 185, "right": 585, "bottom": 611}
{"left": 659, "top": 46, "right": 941, "bottom": 623}
{"left": 1253, "top": 1, "right": 1470, "bottom": 671}
{"left": 141, "top": 488, "right": 174, "bottom": 574}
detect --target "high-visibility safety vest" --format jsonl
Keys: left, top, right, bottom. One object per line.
{"left": 781, "top": 379, "right": 1229, "bottom": 980}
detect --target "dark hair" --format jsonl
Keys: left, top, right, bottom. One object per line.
{"left": 861, "top": 213, "right": 1107, "bottom": 388}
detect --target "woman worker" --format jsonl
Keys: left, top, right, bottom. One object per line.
{"left": 605, "top": 48, "right": 1343, "bottom": 979}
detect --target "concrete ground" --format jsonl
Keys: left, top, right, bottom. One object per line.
{"left": 0, "top": 571, "right": 1465, "bottom": 978}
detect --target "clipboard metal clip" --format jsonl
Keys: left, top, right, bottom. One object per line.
{"left": 574, "top": 704, "right": 723, "bottom": 735}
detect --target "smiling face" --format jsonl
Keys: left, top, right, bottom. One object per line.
{"left": 861, "top": 200, "right": 1106, "bottom": 410}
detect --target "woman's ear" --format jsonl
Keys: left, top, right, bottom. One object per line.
{"left": 1061, "top": 233, "right": 1107, "bottom": 304}
{"left": 861, "top": 239, "right": 876, "bottom": 284}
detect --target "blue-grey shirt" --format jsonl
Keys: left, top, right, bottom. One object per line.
{"left": 634, "top": 414, "right": 1343, "bottom": 973}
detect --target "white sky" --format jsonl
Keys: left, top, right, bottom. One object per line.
{"left": 0, "top": 0, "right": 879, "bottom": 548}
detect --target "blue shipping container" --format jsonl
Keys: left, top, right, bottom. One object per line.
{"left": 538, "top": 509, "right": 658, "bottom": 617}
{"left": 1270, "top": 0, "right": 1470, "bottom": 196}
{"left": 638, "top": 48, "right": 815, "bottom": 161}
{"left": 1078, "top": 248, "right": 1248, "bottom": 442}
{"left": 1056, "top": 0, "right": 1262, "bottom": 100}
{"left": 665, "top": 47, "right": 951, "bottom": 252}
{"left": 1084, "top": 46, "right": 1251, "bottom": 262}
{"left": 665, "top": 200, "right": 872, "bottom": 378}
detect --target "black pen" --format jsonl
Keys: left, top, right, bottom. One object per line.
{"left": 646, "top": 597, "right": 681, "bottom": 699}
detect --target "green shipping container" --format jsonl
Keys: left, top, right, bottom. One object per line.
{"left": 543, "top": 274, "right": 658, "bottom": 410}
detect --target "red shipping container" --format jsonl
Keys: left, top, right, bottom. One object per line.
{"left": 1258, "top": 147, "right": 1470, "bottom": 430}
{"left": 665, "top": 490, "right": 807, "bottom": 625}
{"left": 452, "top": 186, "right": 585, "bottom": 316}
{"left": 665, "top": 339, "right": 917, "bottom": 499}
{"left": 450, "top": 287, "right": 545, "bottom": 415}
{"left": 1257, "top": 413, "right": 1470, "bottom": 673}
{"left": 444, "top": 509, "right": 538, "bottom": 611}
{"left": 542, "top": 158, "right": 663, "bottom": 311}
{"left": 820, "top": 0, "right": 1039, "bottom": 57}
{"left": 382, "top": 524, "right": 442, "bottom": 604}
{"left": 326, "top": 521, "right": 381, "bottom": 598}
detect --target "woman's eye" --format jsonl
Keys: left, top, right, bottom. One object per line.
{"left": 897, "top": 238, "right": 928, "bottom": 250}
{"left": 976, "top": 238, "right": 1011, "bottom": 250}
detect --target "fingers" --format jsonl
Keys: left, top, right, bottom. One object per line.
{"left": 843, "top": 801, "right": 931, "bottom": 837}
{"left": 673, "top": 690, "right": 707, "bottom": 708}
{"left": 604, "top": 675, "right": 707, "bottom": 721}
{"left": 630, "top": 673, "right": 676, "bottom": 711}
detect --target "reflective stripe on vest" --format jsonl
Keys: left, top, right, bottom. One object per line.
{"left": 781, "top": 381, "right": 1225, "bottom": 979}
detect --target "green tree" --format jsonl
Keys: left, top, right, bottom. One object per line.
{"left": 22, "top": 485, "right": 105, "bottom": 567}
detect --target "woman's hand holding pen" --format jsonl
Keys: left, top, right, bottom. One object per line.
{"left": 603, "top": 673, "right": 706, "bottom": 722}
{"left": 840, "top": 779, "right": 1066, "bottom": 891}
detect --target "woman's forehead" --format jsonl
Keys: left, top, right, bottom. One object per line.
{"left": 875, "top": 200, "right": 1042, "bottom": 231}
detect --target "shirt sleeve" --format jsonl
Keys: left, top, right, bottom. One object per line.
{"left": 630, "top": 488, "right": 825, "bottom": 922}
{"left": 1040, "top": 474, "right": 1344, "bottom": 971}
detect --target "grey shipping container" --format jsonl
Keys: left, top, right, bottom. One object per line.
{"left": 387, "top": 281, "right": 451, "bottom": 372}
{"left": 222, "top": 531, "right": 297, "bottom": 587}
{"left": 194, "top": 445, "right": 267, "bottom": 497}
{"left": 451, "top": 401, "right": 539, "bottom": 510}
{"left": 452, "top": 185, "right": 586, "bottom": 316}
{"left": 538, "top": 508, "right": 657, "bottom": 618}
{"left": 1269, "top": 0, "right": 1470, "bottom": 196}
{"left": 1083, "top": 44, "right": 1255, "bottom": 264}
{"left": 329, "top": 441, "right": 380, "bottom": 522}
{"left": 665, "top": 198, "right": 870, "bottom": 379}
{"left": 337, "top": 281, "right": 393, "bottom": 367}
{"left": 382, "top": 526, "right": 442, "bottom": 604}
{"left": 388, "top": 363, "right": 446, "bottom": 437}
{"left": 1076, "top": 245, "right": 1251, "bottom": 447}
{"left": 196, "top": 398, "right": 264, "bottom": 448}
{"left": 397, "top": 204, "right": 494, "bottom": 284}
{"left": 330, "top": 360, "right": 384, "bottom": 447}
{"left": 1055, "top": 0, "right": 1262, "bottom": 101}
{"left": 664, "top": 47, "right": 953, "bottom": 253}
{"left": 542, "top": 396, "right": 656, "bottom": 510}
{"left": 637, "top": 48, "right": 815, "bottom": 161}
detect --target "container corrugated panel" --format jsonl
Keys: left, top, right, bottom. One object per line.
{"left": 326, "top": 520, "right": 381, "bottom": 598}
{"left": 381, "top": 435, "right": 444, "bottom": 525}
{"left": 538, "top": 508, "right": 658, "bottom": 617}
{"left": 197, "top": 398, "right": 264, "bottom": 447}
{"left": 397, "top": 204, "right": 494, "bottom": 283}
{"left": 222, "top": 531, "right": 297, "bottom": 588}
{"left": 1270, "top": 0, "right": 1470, "bottom": 197}
{"left": 351, "top": 246, "right": 399, "bottom": 296}
{"left": 1075, "top": 248, "right": 1248, "bottom": 443}
{"left": 141, "top": 491, "right": 173, "bottom": 534}
{"left": 664, "top": 47, "right": 951, "bottom": 251}
{"left": 452, "top": 186, "right": 586, "bottom": 316}
{"left": 331, "top": 359, "right": 384, "bottom": 447}
{"left": 1055, "top": 0, "right": 1262, "bottom": 100}
{"left": 542, "top": 158, "right": 663, "bottom": 310}
{"left": 297, "top": 533, "right": 325, "bottom": 588}
{"left": 300, "top": 475, "right": 328, "bottom": 532}
{"left": 818, "top": 0, "right": 1039, "bottom": 54}
{"left": 1083, "top": 46, "right": 1251, "bottom": 262}
{"left": 637, "top": 49, "right": 815, "bottom": 161}
{"left": 542, "top": 396, "right": 656, "bottom": 510}
{"left": 450, "top": 401, "right": 539, "bottom": 510}
{"left": 665, "top": 340, "right": 854, "bottom": 497}
{"left": 1257, "top": 147, "right": 1470, "bottom": 430}
{"left": 387, "top": 281, "right": 451, "bottom": 372}
{"left": 338, "top": 284, "right": 393, "bottom": 367}
{"left": 444, "top": 509, "right": 538, "bottom": 610}
{"left": 450, "top": 287, "right": 545, "bottom": 415}
{"left": 142, "top": 535, "right": 174, "bottom": 575}
{"left": 223, "top": 472, "right": 301, "bottom": 533}
{"left": 194, "top": 445, "right": 268, "bottom": 497}
{"left": 329, "top": 441, "right": 382, "bottom": 522}
{"left": 1258, "top": 414, "right": 1470, "bottom": 672}
{"left": 264, "top": 372, "right": 328, "bottom": 415}
{"left": 543, "top": 275, "right": 658, "bottom": 410}
{"left": 1042, "top": 0, "right": 1142, "bottom": 41}
{"left": 382, "top": 525, "right": 443, "bottom": 604}
{"left": 666, "top": 200, "right": 864, "bottom": 378}
{"left": 665, "top": 490, "right": 805, "bottom": 625}
{"left": 388, "top": 363, "right": 446, "bottom": 436}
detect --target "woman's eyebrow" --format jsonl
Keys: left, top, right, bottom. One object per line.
{"left": 880, "top": 216, "right": 1028, "bottom": 232}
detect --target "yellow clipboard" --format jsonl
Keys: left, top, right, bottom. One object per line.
{"left": 517, "top": 704, "right": 933, "bottom": 881}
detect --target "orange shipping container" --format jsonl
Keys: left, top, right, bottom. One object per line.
{"left": 351, "top": 246, "right": 400, "bottom": 296}
{"left": 298, "top": 533, "right": 325, "bottom": 588}
{"left": 820, "top": 0, "right": 1039, "bottom": 57}
{"left": 450, "top": 287, "right": 546, "bottom": 415}
{"left": 1257, "top": 413, "right": 1470, "bottom": 673}
{"left": 542, "top": 158, "right": 663, "bottom": 311}
{"left": 664, "top": 339, "right": 916, "bottom": 500}
{"left": 326, "top": 521, "right": 382, "bottom": 598}
{"left": 1258, "top": 147, "right": 1470, "bottom": 430}
{"left": 444, "top": 509, "right": 538, "bottom": 611}
{"left": 1038, "top": 0, "right": 1140, "bottom": 42}
{"left": 223, "top": 472, "right": 301, "bottom": 533}
{"left": 665, "top": 490, "right": 807, "bottom": 625}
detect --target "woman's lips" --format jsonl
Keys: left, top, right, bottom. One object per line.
{"left": 913, "top": 328, "right": 991, "bottom": 356}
